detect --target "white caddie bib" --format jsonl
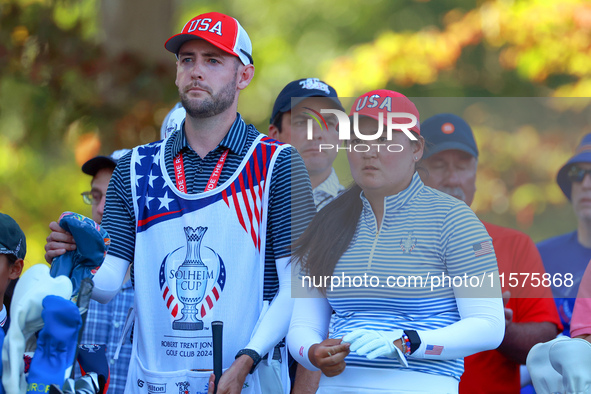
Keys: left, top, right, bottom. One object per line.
{"left": 126, "top": 135, "right": 286, "bottom": 393}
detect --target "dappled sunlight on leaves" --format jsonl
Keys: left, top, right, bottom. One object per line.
{"left": 74, "top": 133, "right": 101, "bottom": 167}
{"left": 1, "top": 0, "right": 178, "bottom": 269}
{"left": 4, "top": 0, "right": 591, "bottom": 263}
{"left": 323, "top": 0, "right": 591, "bottom": 98}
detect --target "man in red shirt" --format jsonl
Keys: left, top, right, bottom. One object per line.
{"left": 420, "top": 113, "right": 562, "bottom": 393}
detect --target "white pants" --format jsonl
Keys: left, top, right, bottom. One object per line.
{"left": 258, "top": 346, "right": 289, "bottom": 394}
{"left": 316, "top": 366, "right": 458, "bottom": 393}
{"left": 258, "top": 359, "right": 285, "bottom": 393}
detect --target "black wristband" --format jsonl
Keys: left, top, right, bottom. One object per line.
{"left": 235, "top": 348, "right": 262, "bottom": 374}
{"left": 403, "top": 330, "right": 421, "bottom": 355}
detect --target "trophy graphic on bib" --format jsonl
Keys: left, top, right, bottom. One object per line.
{"left": 173, "top": 226, "right": 209, "bottom": 330}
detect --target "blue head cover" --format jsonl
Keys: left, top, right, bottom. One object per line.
{"left": 76, "top": 344, "right": 110, "bottom": 392}
{"left": 49, "top": 212, "right": 110, "bottom": 297}
{"left": 26, "top": 295, "right": 82, "bottom": 392}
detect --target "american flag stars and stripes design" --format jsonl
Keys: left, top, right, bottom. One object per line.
{"left": 220, "top": 137, "right": 282, "bottom": 252}
{"left": 425, "top": 344, "right": 444, "bottom": 356}
{"left": 134, "top": 136, "right": 281, "bottom": 325}
{"left": 134, "top": 144, "right": 187, "bottom": 232}
{"left": 134, "top": 137, "right": 282, "bottom": 254}
{"left": 472, "top": 240, "right": 493, "bottom": 257}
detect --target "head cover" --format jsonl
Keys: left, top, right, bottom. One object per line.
{"left": 349, "top": 90, "right": 420, "bottom": 135}
{"left": 165, "top": 12, "right": 253, "bottom": 65}
{"left": 49, "top": 212, "right": 110, "bottom": 298}
{"left": 270, "top": 78, "right": 344, "bottom": 124}
{"left": 0, "top": 212, "right": 26, "bottom": 260}
{"left": 421, "top": 113, "right": 479, "bottom": 160}
{"left": 81, "top": 149, "right": 130, "bottom": 177}
{"left": 557, "top": 133, "right": 591, "bottom": 200}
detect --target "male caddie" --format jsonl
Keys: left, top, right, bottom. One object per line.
{"left": 88, "top": 12, "right": 315, "bottom": 393}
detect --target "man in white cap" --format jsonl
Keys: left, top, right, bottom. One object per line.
{"left": 160, "top": 101, "right": 184, "bottom": 140}
{"left": 83, "top": 11, "right": 315, "bottom": 393}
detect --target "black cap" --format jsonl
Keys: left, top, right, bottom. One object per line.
{"left": 270, "top": 78, "right": 343, "bottom": 124}
{"left": 421, "top": 113, "right": 479, "bottom": 160}
{"left": 0, "top": 213, "right": 26, "bottom": 260}
{"left": 82, "top": 149, "right": 131, "bottom": 176}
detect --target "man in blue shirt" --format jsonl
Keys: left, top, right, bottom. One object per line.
{"left": 537, "top": 133, "right": 591, "bottom": 336}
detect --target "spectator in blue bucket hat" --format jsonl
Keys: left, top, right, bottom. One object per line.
{"left": 538, "top": 133, "right": 591, "bottom": 337}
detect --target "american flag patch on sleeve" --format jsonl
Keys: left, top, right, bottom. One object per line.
{"left": 425, "top": 344, "right": 444, "bottom": 355}
{"left": 473, "top": 240, "right": 493, "bottom": 257}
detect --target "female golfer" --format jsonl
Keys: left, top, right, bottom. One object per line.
{"left": 287, "top": 90, "right": 504, "bottom": 393}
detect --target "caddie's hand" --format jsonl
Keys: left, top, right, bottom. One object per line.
{"left": 213, "top": 354, "right": 252, "bottom": 394}
{"left": 343, "top": 329, "right": 408, "bottom": 366}
{"left": 502, "top": 291, "right": 513, "bottom": 327}
{"left": 44, "top": 221, "right": 76, "bottom": 264}
{"left": 308, "top": 338, "right": 350, "bottom": 377}
{"left": 207, "top": 373, "right": 216, "bottom": 394}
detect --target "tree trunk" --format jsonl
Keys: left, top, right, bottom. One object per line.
{"left": 100, "top": 0, "right": 175, "bottom": 64}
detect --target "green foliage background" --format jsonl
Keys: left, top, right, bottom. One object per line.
{"left": 1, "top": 0, "right": 590, "bottom": 270}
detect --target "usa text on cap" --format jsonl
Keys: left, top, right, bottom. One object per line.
{"left": 165, "top": 12, "right": 253, "bottom": 65}
{"left": 349, "top": 90, "right": 420, "bottom": 135}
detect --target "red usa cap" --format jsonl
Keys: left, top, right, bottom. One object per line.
{"left": 349, "top": 89, "right": 420, "bottom": 135}
{"left": 165, "top": 12, "right": 253, "bottom": 65}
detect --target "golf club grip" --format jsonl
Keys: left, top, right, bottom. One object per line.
{"left": 212, "top": 321, "right": 223, "bottom": 393}
{"left": 71, "top": 278, "right": 94, "bottom": 378}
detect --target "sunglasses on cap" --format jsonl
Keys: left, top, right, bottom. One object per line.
{"left": 568, "top": 165, "right": 591, "bottom": 182}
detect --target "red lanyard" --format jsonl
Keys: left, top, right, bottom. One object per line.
{"left": 174, "top": 149, "right": 229, "bottom": 193}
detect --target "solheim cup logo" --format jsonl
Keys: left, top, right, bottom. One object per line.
{"left": 173, "top": 226, "right": 209, "bottom": 330}
{"left": 159, "top": 226, "right": 227, "bottom": 330}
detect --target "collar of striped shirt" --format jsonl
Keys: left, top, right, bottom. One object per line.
{"left": 171, "top": 113, "right": 249, "bottom": 157}
{"left": 359, "top": 171, "right": 425, "bottom": 213}
{"left": 314, "top": 168, "right": 344, "bottom": 198}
